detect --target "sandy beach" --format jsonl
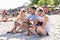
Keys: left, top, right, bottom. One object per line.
{"left": 0, "top": 15, "right": 60, "bottom": 40}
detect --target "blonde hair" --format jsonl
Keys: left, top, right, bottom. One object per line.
{"left": 36, "top": 7, "right": 45, "bottom": 15}
{"left": 17, "top": 10, "right": 27, "bottom": 20}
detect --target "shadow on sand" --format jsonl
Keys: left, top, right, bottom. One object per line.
{"left": 0, "top": 33, "right": 49, "bottom": 40}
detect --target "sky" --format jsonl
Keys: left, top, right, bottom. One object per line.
{"left": 0, "top": 0, "right": 31, "bottom": 10}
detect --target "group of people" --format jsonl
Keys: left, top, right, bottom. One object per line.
{"left": 0, "top": 6, "right": 50, "bottom": 36}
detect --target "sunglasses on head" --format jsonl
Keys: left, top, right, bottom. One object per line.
{"left": 38, "top": 9, "right": 43, "bottom": 12}
{"left": 22, "top": 10, "right": 26, "bottom": 12}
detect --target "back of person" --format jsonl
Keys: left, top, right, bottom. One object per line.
{"left": 38, "top": 16, "right": 50, "bottom": 33}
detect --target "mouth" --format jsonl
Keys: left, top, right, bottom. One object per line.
{"left": 38, "top": 13, "right": 41, "bottom": 15}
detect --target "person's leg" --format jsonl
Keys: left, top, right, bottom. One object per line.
{"left": 12, "top": 22, "right": 20, "bottom": 33}
{"left": 16, "top": 21, "right": 28, "bottom": 33}
{"left": 16, "top": 24, "right": 22, "bottom": 32}
{"left": 36, "top": 27, "right": 47, "bottom": 36}
{"left": 7, "top": 22, "right": 19, "bottom": 33}
{"left": 22, "top": 21, "right": 28, "bottom": 30}
{"left": 29, "top": 27, "right": 37, "bottom": 35}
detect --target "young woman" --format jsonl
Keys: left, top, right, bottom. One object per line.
{"left": 10, "top": 8, "right": 27, "bottom": 33}
{"left": 29, "top": 7, "right": 50, "bottom": 36}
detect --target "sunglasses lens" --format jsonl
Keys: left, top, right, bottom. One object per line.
{"left": 22, "top": 11, "right": 26, "bottom": 12}
{"left": 39, "top": 9, "right": 43, "bottom": 12}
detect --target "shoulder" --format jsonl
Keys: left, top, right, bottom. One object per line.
{"left": 45, "top": 16, "right": 48, "bottom": 19}
{"left": 27, "top": 14, "right": 31, "bottom": 16}
{"left": 25, "top": 14, "right": 31, "bottom": 19}
{"left": 44, "top": 16, "right": 49, "bottom": 21}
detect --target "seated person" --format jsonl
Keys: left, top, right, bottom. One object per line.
{"left": 8, "top": 14, "right": 17, "bottom": 21}
{"left": 0, "top": 15, "right": 9, "bottom": 22}
{"left": 29, "top": 7, "right": 50, "bottom": 36}
{"left": 7, "top": 8, "right": 27, "bottom": 33}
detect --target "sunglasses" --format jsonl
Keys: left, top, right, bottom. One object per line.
{"left": 22, "top": 10, "right": 26, "bottom": 12}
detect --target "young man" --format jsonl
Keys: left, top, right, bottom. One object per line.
{"left": 25, "top": 6, "right": 38, "bottom": 21}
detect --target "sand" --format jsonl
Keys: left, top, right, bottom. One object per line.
{"left": 0, "top": 15, "right": 60, "bottom": 40}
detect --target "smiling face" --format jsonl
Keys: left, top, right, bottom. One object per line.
{"left": 21, "top": 10, "right": 26, "bottom": 15}
{"left": 30, "top": 9, "right": 36, "bottom": 14}
{"left": 21, "top": 10, "right": 26, "bottom": 20}
{"left": 38, "top": 10, "right": 45, "bottom": 17}
{"left": 30, "top": 7, "right": 36, "bottom": 14}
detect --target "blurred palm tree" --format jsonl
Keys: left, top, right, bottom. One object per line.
{"left": 30, "top": 0, "right": 59, "bottom": 6}
{"left": 47, "top": 0, "right": 54, "bottom": 6}
{"left": 38, "top": 0, "right": 44, "bottom": 6}
{"left": 53, "top": 0, "right": 59, "bottom": 5}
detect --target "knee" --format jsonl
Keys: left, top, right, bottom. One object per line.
{"left": 37, "top": 27, "right": 47, "bottom": 36}
{"left": 40, "top": 32, "right": 47, "bottom": 36}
